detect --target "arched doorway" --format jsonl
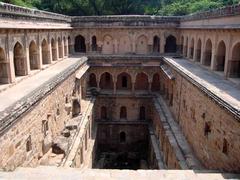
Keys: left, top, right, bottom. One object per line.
{"left": 153, "top": 36, "right": 160, "bottom": 53}
{"left": 184, "top": 37, "right": 188, "bottom": 57}
{"left": 42, "top": 39, "right": 49, "bottom": 64}
{"left": 165, "top": 35, "right": 177, "bottom": 53}
{"left": 99, "top": 72, "right": 114, "bottom": 89}
{"left": 135, "top": 72, "right": 149, "bottom": 90}
{"left": 116, "top": 72, "right": 132, "bottom": 90}
{"left": 196, "top": 39, "right": 202, "bottom": 62}
{"left": 101, "top": 106, "right": 107, "bottom": 119}
{"left": 58, "top": 37, "right": 63, "bottom": 58}
{"left": 29, "top": 41, "right": 39, "bottom": 70}
{"left": 190, "top": 38, "right": 194, "bottom": 59}
{"left": 89, "top": 73, "right": 97, "bottom": 87}
{"left": 204, "top": 39, "right": 212, "bottom": 66}
{"left": 120, "top": 106, "right": 127, "bottom": 119}
{"left": 139, "top": 106, "right": 146, "bottom": 120}
{"left": 229, "top": 42, "right": 240, "bottom": 78}
{"left": 14, "top": 42, "right": 26, "bottom": 76}
{"left": 51, "top": 38, "right": 57, "bottom": 61}
{"left": 75, "top": 35, "right": 86, "bottom": 53}
{"left": 92, "top": 36, "right": 97, "bottom": 52}
{"left": 151, "top": 73, "right": 160, "bottom": 91}
{"left": 136, "top": 35, "right": 148, "bottom": 54}
{"left": 0, "top": 47, "right": 8, "bottom": 83}
{"left": 72, "top": 100, "right": 81, "bottom": 117}
{"left": 119, "top": 131, "right": 126, "bottom": 143}
{"left": 215, "top": 41, "right": 226, "bottom": 71}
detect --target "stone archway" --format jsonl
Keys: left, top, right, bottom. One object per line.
{"left": 203, "top": 39, "right": 212, "bottom": 66}
{"left": 99, "top": 72, "right": 114, "bottom": 89}
{"left": 135, "top": 72, "right": 149, "bottom": 90}
{"left": 190, "top": 38, "right": 194, "bottom": 59}
{"left": 92, "top": 36, "right": 97, "bottom": 52}
{"left": 42, "top": 39, "right": 50, "bottom": 64}
{"left": 116, "top": 72, "right": 132, "bottom": 90}
{"left": 0, "top": 47, "right": 8, "bottom": 83}
{"left": 14, "top": 42, "right": 27, "bottom": 76}
{"left": 165, "top": 35, "right": 177, "bottom": 53}
{"left": 29, "top": 41, "right": 39, "bottom": 70}
{"left": 75, "top": 35, "right": 86, "bottom": 53}
{"left": 58, "top": 37, "right": 63, "bottom": 58}
{"left": 51, "top": 38, "right": 57, "bottom": 61}
{"left": 151, "top": 73, "right": 160, "bottom": 91}
{"left": 153, "top": 36, "right": 160, "bottom": 53}
{"left": 215, "top": 41, "right": 226, "bottom": 72}
{"left": 196, "top": 39, "right": 202, "bottom": 62}
{"left": 89, "top": 73, "right": 97, "bottom": 87}
{"left": 229, "top": 42, "right": 240, "bottom": 78}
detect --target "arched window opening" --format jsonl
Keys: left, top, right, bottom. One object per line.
{"left": 68, "top": 36, "right": 71, "bottom": 54}
{"left": 230, "top": 42, "right": 240, "bottom": 78}
{"left": 26, "top": 136, "right": 32, "bottom": 152}
{"left": 190, "top": 39, "right": 194, "bottom": 59}
{"left": 58, "top": 37, "right": 63, "bottom": 58}
{"left": 92, "top": 36, "right": 97, "bottom": 51}
{"left": 222, "top": 138, "right": 228, "bottom": 155}
{"left": 204, "top": 39, "right": 212, "bottom": 66}
{"left": 180, "top": 36, "right": 184, "bottom": 54}
{"left": 29, "top": 41, "right": 39, "bottom": 70}
{"left": 51, "top": 38, "right": 57, "bottom": 61}
{"left": 116, "top": 72, "right": 132, "bottom": 90}
{"left": 215, "top": 41, "right": 226, "bottom": 72}
{"left": 139, "top": 106, "right": 146, "bottom": 120}
{"left": 64, "top": 37, "right": 67, "bottom": 56}
{"left": 89, "top": 73, "right": 97, "bottom": 87}
{"left": 120, "top": 106, "right": 127, "bottom": 119}
{"left": 72, "top": 100, "right": 81, "bottom": 117}
{"left": 153, "top": 36, "right": 160, "bottom": 53}
{"left": 0, "top": 48, "right": 8, "bottom": 83}
{"left": 151, "top": 73, "right": 160, "bottom": 91}
{"left": 101, "top": 106, "right": 107, "bottom": 119}
{"left": 41, "top": 39, "right": 49, "bottom": 64}
{"left": 100, "top": 72, "right": 113, "bottom": 89}
{"left": 135, "top": 72, "right": 149, "bottom": 90}
{"left": 120, "top": 131, "right": 126, "bottom": 143}
{"left": 184, "top": 37, "right": 188, "bottom": 57}
{"left": 196, "top": 39, "right": 202, "bottom": 62}
{"left": 14, "top": 42, "right": 26, "bottom": 76}
{"left": 75, "top": 35, "right": 86, "bottom": 53}
{"left": 165, "top": 35, "right": 177, "bottom": 53}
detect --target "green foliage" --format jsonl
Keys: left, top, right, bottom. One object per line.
{"left": 0, "top": 0, "right": 239, "bottom": 16}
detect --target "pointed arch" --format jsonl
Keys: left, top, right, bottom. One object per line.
{"left": 89, "top": 73, "right": 97, "bottom": 87}
{"left": 190, "top": 38, "right": 194, "bottom": 59}
{"left": 135, "top": 72, "right": 149, "bottom": 90}
{"left": 153, "top": 36, "right": 160, "bottom": 53}
{"left": 13, "top": 42, "right": 27, "bottom": 76}
{"left": 75, "top": 35, "right": 86, "bottom": 53}
{"left": 196, "top": 39, "right": 202, "bottom": 62}
{"left": 29, "top": 40, "right": 39, "bottom": 70}
{"left": 120, "top": 106, "right": 127, "bottom": 119}
{"left": 215, "top": 41, "right": 226, "bottom": 71}
{"left": 165, "top": 35, "right": 177, "bottom": 53}
{"left": 151, "top": 73, "right": 160, "bottom": 91}
{"left": 229, "top": 42, "right": 240, "bottom": 77}
{"left": 203, "top": 39, "right": 212, "bottom": 66}
{"left": 116, "top": 72, "right": 132, "bottom": 90}
{"left": 99, "top": 72, "right": 114, "bottom": 89}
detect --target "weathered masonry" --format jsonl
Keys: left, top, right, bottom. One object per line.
{"left": 0, "top": 2, "right": 240, "bottom": 178}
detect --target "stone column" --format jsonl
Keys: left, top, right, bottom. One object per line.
{"left": 7, "top": 31, "right": 15, "bottom": 83}
{"left": 24, "top": 32, "right": 31, "bottom": 75}
{"left": 160, "top": 37, "right": 165, "bottom": 53}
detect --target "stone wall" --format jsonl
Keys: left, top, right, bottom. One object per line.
{"left": 160, "top": 60, "right": 240, "bottom": 172}
{"left": 0, "top": 62, "right": 84, "bottom": 171}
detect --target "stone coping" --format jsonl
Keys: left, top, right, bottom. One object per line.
{"left": 163, "top": 57, "right": 240, "bottom": 121}
{"left": 0, "top": 56, "right": 87, "bottom": 136}
{"left": 1, "top": 166, "right": 240, "bottom": 179}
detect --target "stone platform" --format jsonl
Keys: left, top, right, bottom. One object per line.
{"left": 0, "top": 166, "right": 239, "bottom": 180}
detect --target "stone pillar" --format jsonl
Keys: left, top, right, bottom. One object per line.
{"left": 7, "top": 32, "right": 15, "bottom": 83}
{"left": 113, "top": 80, "right": 117, "bottom": 94}
{"left": 56, "top": 39, "right": 59, "bottom": 60}
{"left": 148, "top": 81, "right": 152, "bottom": 92}
{"left": 160, "top": 37, "right": 165, "bottom": 53}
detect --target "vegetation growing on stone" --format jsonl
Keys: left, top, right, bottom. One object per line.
{"left": 0, "top": 0, "right": 239, "bottom": 15}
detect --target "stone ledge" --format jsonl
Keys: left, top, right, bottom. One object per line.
{"left": 0, "top": 58, "right": 87, "bottom": 137}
